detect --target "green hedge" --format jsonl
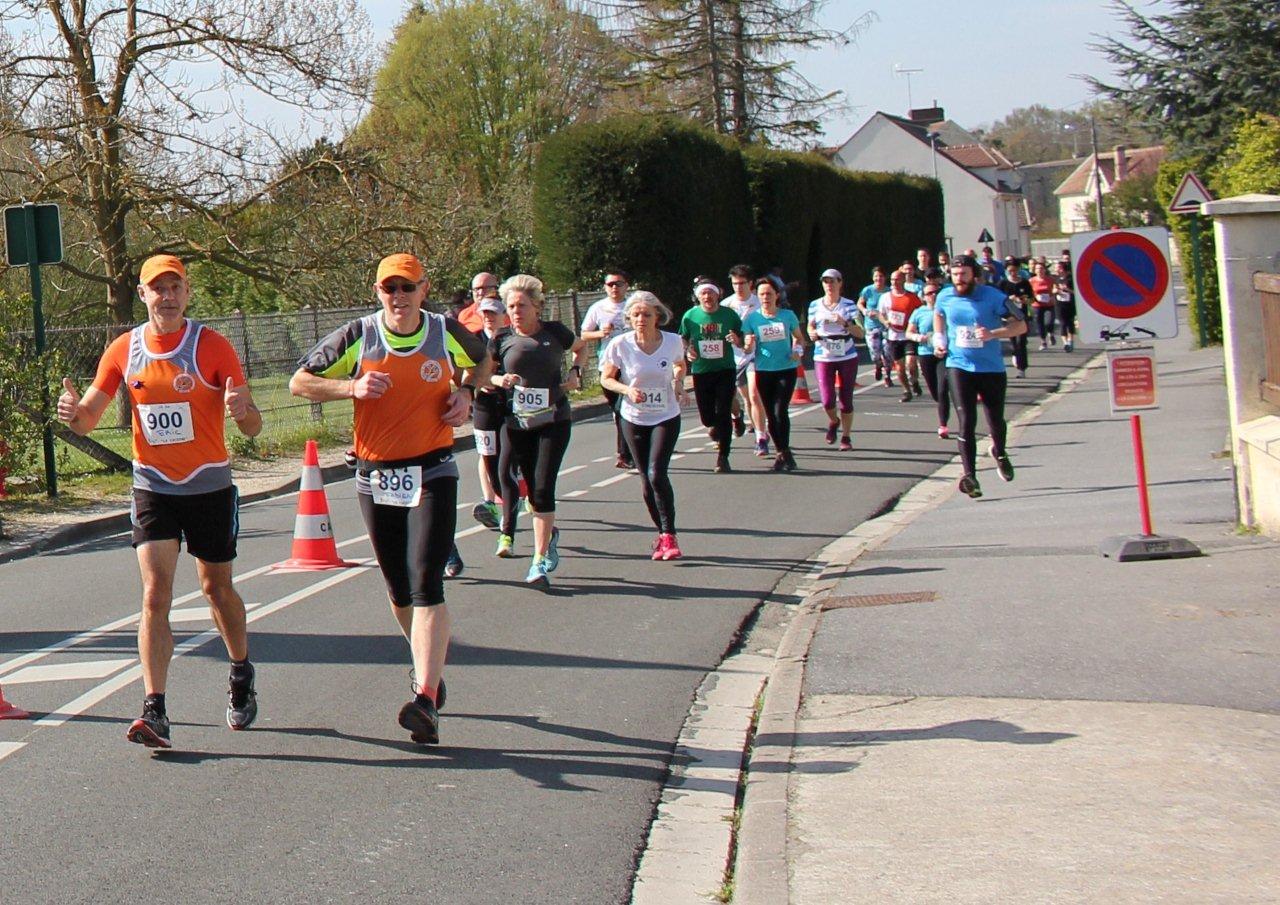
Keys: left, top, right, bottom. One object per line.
{"left": 534, "top": 116, "right": 943, "bottom": 313}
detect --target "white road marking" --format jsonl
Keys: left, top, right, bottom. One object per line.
{"left": 168, "top": 602, "right": 262, "bottom": 624}
{"left": 36, "top": 558, "right": 377, "bottom": 728}
{"left": 590, "top": 473, "right": 633, "bottom": 489}
{"left": 4, "top": 658, "right": 135, "bottom": 686}
{"left": 455, "top": 526, "right": 486, "bottom": 540}
{"left": 0, "top": 743, "right": 25, "bottom": 764}
{"left": 592, "top": 455, "right": 613, "bottom": 463}
{"left": 670, "top": 454, "right": 685, "bottom": 461}
{"left": 557, "top": 465, "right": 587, "bottom": 476}
{"left": 563, "top": 490, "right": 588, "bottom": 498}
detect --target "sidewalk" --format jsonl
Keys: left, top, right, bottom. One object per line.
{"left": 737, "top": 334, "right": 1280, "bottom": 903}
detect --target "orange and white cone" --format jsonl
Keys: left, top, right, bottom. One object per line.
{"left": 0, "top": 683, "right": 29, "bottom": 720}
{"left": 791, "top": 364, "right": 814, "bottom": 405}
{"left": 272, "top": 440, "right": 359, "bottom": 572}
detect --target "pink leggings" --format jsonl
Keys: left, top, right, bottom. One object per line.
{"left": 815, "top": 358, "right": 858, "bottom": 413}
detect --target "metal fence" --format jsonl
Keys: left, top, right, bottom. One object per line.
{"left": 26, "top": 290, "right": 606, "bottom": 476}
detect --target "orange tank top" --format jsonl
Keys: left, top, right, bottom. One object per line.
{"left": 353, "top": 312, "right": 456, "bottom": 463}
{"left": 125, "top": 320, "right": 232, "bottom": 493}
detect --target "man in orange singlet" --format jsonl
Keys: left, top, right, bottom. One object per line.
{"left": 57, "top": 254, "right": 263, "bottom": 749}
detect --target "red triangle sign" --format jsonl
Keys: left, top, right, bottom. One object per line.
{"left": 1168, "top": 171, "right": 1214, "bottom": 213}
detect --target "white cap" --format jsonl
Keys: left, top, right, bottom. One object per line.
{"left": 478, "top": 296, "right": 503, "bottom": 314}
{"left": 821, "top": 268, "right": 842, "bottom": 281}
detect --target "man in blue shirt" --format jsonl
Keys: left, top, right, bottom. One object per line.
{"left": 933, "top": 255, "right": 1028, "bottom": 499}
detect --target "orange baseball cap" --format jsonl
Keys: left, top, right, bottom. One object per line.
{"left": 139, "top": 254, "right": 187, "bottom": 284}
{"left": 376, "top": 253, "right": 424, "bottom": 285}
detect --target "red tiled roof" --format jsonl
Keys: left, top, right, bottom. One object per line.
{"left": 1054, "top": 146, "right": 1165, "bottom": 196}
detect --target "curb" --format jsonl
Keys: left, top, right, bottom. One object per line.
{"left": 0, "top": 399, "right": 616, "bottom": 566}
{"left": 630, "top": 352, "right": 1106, "bottom": 905}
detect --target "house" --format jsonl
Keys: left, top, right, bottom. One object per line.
{"left": 1019, "top": 157, "right": 1084, "bottom": 235}
{"left": 1054, "top": 145, "right": 1165, "bottom": 233}
{"left": 829, "top": 108, "right": 1030, "bottom": 259}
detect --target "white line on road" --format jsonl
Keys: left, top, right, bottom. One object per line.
{"left": 557, "top": 465, "right": 587, "bottom": 476}
{"left": 563, "top": 490, "right": 588, "bottom": 498}
{"left": 4, "top": 658, "right": 135, "bottom": 686}
{"left": 0, "top": 743, "right": 25, "bottom": 764}
{"left": 591, "top": 455, "right": 613, "bottom": 463}
{"left": 590, "top": 473, "right": 633, "bottom": 489}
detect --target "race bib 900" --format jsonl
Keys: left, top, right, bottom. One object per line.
{"left": 137, "top": 402, "right": 194, "bottom": 446}
{"left": 370, "top": 465, "right": 422, "bottom": 508}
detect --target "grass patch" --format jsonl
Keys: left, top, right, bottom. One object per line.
{"left": 715, "top": 682, "right": 768, "bottom": 903}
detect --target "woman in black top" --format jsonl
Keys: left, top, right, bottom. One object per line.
{"left": 488, "top": 274, "right": 587, "bottom": 589}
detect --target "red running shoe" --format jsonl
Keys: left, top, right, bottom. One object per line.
{"left": 660, "top": 533, "right": 682, "bottom": 560}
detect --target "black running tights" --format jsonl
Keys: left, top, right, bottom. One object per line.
{"left": 359, "top": 476, "right": 458, "bottom": 607}
{"left": 692, "top": 369, "right": 736, "bottom": 456}
{"left": 754, "top": 368, "right": 797, "bottom": 452}
{"left": 499, "top": 419, "right": 572, "bottom": 534}
{"left": 620, "top": 415, "right": 681, "bottom": 533}
{"left": 919, "top": 354, "right": 951, "bottom": 427}
{"left": 947, "top": 368, "right": 1008, "bottom": 478}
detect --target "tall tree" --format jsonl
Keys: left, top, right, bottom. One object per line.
{"left": 978, "top": 101, "right": 1159, "bottom": 164}
{"left": 1087, "top": 0, "right": 1280, "bottom": 159}
{"left": 610, "top": 0, "right": 873, "bottom": 144}
{"left": 0, "top": 0, "right": 373, "bottom": 325}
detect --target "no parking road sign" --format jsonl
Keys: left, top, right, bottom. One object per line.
{"left": 1070, "top": 227, "right": 1177, "bottom": 340}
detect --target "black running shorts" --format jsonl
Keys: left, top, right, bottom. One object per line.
{"left": 130, "top": 486, "right": 239, "bottom": 562}
{"left": 887, "top": 339, "right": 918, "bottom": 361}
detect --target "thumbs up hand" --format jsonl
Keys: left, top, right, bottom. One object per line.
{"left": 57, "top": 377, "right": 81, "bottom": 424}
{"left": 224, "top": 376, "right": 250, "bottom": 421}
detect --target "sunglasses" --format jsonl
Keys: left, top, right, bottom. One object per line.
{"left": 381, "top": 281, "right": 420, "bottom": 294}
{"left": 605, "top": 280, "right": 628, "bottom": 288}
{"left": 472, "top": 285, "right": 496, "bottom": 293}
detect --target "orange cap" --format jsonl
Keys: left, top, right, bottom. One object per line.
{"left": 376, "top": 253, "right": 424, "bottom": 285}
{"left": 139, "top": 254, "right": 187, "bottom": 284}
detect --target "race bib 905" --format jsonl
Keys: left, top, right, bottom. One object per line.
{"left": 512, "top": 385, "right": 550, "bottom": 415}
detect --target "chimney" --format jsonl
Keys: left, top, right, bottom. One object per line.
{"left": 909, "top": 106, "right": 945, "bottom": 124}
{"left": 1114, "top": 145, "right": 1128, "bottom": 183}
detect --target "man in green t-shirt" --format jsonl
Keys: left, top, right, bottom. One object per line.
{"left": 678, "top": 277, "right": 743, "bottom": 473}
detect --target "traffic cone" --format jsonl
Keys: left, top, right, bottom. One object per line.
{"left": 272, "top": 440, "right": 360, "bottom": 572}
{"left": 0, "top": 683, "right": 30, "bottom": 720}
{"left": 791, "top": 364, "right": 813, "bottom": 404}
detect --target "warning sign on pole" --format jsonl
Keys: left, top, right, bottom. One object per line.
{"left": 1070, "top": 227, "right": 1177, "bottom": 341}
{"left": 1167, "top": 171, "right": 1214, "bottom": 214}
{"left": 1107, "top": 346, "right": 1159, "bottom": 415}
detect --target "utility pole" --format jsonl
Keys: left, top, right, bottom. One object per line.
{"left": 1090, "top": 116, "right": 1106, "bottom": 229}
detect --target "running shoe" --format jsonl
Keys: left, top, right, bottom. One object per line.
{"left": 911, "top": 380, "right": 922, "bottom": 396}
{"left": 1039, "top": 341, "right": 1048, "bottom": 352}
{"left": 714, "top": 456, "right": 732, "bottom": 474}
{"left": 958, "top": 474, "right": 983, "bottom": 499}
{"left": 651, "top": 535, "right": 666, "bottom": 561}
{"left": 824, "top": 423, "right": 838, "bottom": 445}
{"left": 754, "top": 437, "right": 770, "bottom": 458}
{"left": 127, "top": 704, "right": 172, "bottom": 749}
{"left": 937, "top": 426, "right": 950, "bottom": 440}
{"left": 900, "top": 390, "right": 913, "bottom": 402}
{"left": 660, "top": 533, "right": 683, "bottom": 560}
{"left": 772, "top": 454, "right": 786, "bottom": 472}
{"left": 525, "top": 555, "right": 550, "bottom": 589}
{"left": 472, "top": 500, "right": 500, "bottom": 530}
{"left": 1049, "top": 333, "right": 1057, "bottom": 346}
{"left": 874, "top": 365, "right": 883, "bottom": 382}
{"left": 1064, "top": 341, "right": 1073, "bottom": 353}
{"left": 398, "top": 697, "right": 440, "bottom": 745}
{"left": 544, "top": 527, "right": 561, "bottom": 573}
{"left": 226, "top": 661, "right": 257, "bottom": 731}
{"left": 1016, "top": 369, "right": 1026, "bottom": 379}
{"left": 409, "top": 670, "right": 447, "bottom": 710}
{"left": 733, "top": 412, "right": 746, "bottom": 437}
{"left": 992, "top": 448, "right": 1016, "bottom": 482}
{"left": 883, "top": 375, "right": 893, "bottom": 388}
{"left": 839, "top": 436, "right": 853, "bottom": 452}
{"left": 444, "top": 545, "right": 465, "bottom": 578}
{"left": 495, "top": 533, "right": 515, "bottom": 557}
{"left": 782, "top": 450, "right": 798, "bottom": 472}
{"left": 523, "top": 496, "right": 534, "bottom": 514}
{"left": 615, "top": 455, "right": 633, "bottom": 470}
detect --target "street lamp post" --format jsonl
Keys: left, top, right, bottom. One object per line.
{"left": 926, "top": 131, "right": 940, "bottom": 181}
{"left": 1090, "top": 115, "right": 1106, "bottom": 229}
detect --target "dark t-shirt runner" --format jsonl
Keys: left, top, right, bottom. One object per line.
{"left": 488, "top": 321, "right": 577, "bottom": 425}
{"left": 999, "top": 277, "right": 1035, "bottom": 313}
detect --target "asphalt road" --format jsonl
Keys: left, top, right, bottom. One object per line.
{"left": 0, "top": 346, "right": 1090, "bottom": 904}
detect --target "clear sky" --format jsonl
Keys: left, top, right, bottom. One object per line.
{"left": 359, "top": 0, "right": 1167, "bottom": 143}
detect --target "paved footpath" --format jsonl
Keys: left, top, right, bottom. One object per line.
{"left": 734, "top": 328, "right": 1280, "bottom": 904}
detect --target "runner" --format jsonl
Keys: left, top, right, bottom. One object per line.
{"left": 998, "top": 261, "right": 1034, "bottom": 378}
{"left": 878, "top": 268, "right": 924, "bottom": 401}
{"left": 57, "top": 254, "right": 263, "bottom": 749}
{"left": 1029, "top": 260, "right": 1057, "bottom": 351}
{"left": 907, "top": 282, "right": 951, "bottom": 439}
{"left": 678, "top": 276, "right": 743, "bottom": 474}
{"left": 599, "top": 291, "right": 688, "bottom": 560}
{"left": 488, "top": 274, "right": 586, "bottom": 589}
{"left": 857, "top": 267, "right": 891, "bottom": 386}
{"left": 455, "top": 271, "right": 497, "bottom": 332}
{"left": 290, "top": 253, "right": 490, "bottom": 745}
{"left": 724, "top": 264, "right": 769, "bottom": 457}
{"left": 933, "top": 254, "right": 1027, "bottom": 499}
{"left": 1053, "top": 259, "right": 1077, "bottom": 352}
{"left": 466, "top": 295, "right": 510, "bottom": 532}
{"left": 743, "top": 277, "right": 805, "bottom": 471}
{"left": 580, "top": 269, "right": 634, "bottom": 469}
{"left": 807, "top": 268, "right": 864, "bottom": 451}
